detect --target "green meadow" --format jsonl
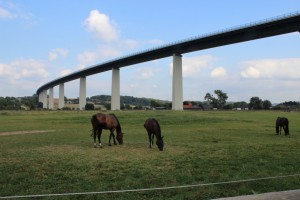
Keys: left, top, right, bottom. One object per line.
{"left": 0, "top": 110, "right": 299, "bottom": 199}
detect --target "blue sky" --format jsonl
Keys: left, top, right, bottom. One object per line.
{"left": 0, "top": 0, "right": 300, "bottom": 103}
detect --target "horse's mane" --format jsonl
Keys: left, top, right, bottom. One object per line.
{"left": 110, "top": 114, "right": 122, "bottom": 132}
{"left": 152, "top": 118, "right": 161, "bottom": 136}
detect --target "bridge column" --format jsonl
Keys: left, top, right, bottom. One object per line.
{"left": 38, "top": 92, "right": 42, "bottom": 105}
{"left": 59, "top": 83, "right": 65, "bottom": 109}
{"left": 48, "top": 87, "right": 54, "bottom": 110}
{"left": 79, "top": 77, "right": 86, "bottom": 110}
{"left": 38, "top": 91, "right": 46, "bottom": 108}
{"left": 172, "top": 54, "right": 183, "bottom": 110}
{"left": 42, "top": 90, "right": 48, "bottom": 109}
{"left": 111, "top": 68, "right": 120, "bottom": 110}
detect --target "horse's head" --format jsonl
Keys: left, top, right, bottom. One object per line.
{"left": 116, "top": 132, "right": 124, "bottom": 145}
{"left": 156, "top": 136, "right": 164, "bottom": 151}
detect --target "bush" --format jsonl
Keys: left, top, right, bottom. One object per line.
{"left": 85, "top": 103, "right": 95, "bottom": 110}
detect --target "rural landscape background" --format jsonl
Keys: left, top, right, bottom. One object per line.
{"left": 1, "top": 93, "right": 300, "bottom": 111}
{"left": 1, "top": 1, "right": 300, "bottom": 199}
{"left": 1, "top": 110, "right": 300, "bottom": 199}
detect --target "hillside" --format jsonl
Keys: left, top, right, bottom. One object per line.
{"left": 88, "top": 95, "right": 170, "bottom": 107}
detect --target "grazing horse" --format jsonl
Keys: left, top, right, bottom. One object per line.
{"left": 276, "top": 117, "right": 289, "bottom": 136}
{"left": 91, "top": 113, "right": 124, "bottom": 147}
{"left": 144, "top": 118, "right": 164, "bottom": 151}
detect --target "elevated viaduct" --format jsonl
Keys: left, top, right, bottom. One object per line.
{"left": 37, "top": 11, "right": 300, "bottom": 110}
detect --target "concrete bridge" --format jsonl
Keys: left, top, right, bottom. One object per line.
{"left": 36, "top": 11, "right": 300, "bottom": 110}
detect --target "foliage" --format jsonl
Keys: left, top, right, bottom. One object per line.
{"left": 0, "top": 95, "right": 38, "bottom": 110}
{"left": 233, "top": 101, "right": 248, "bottom": 109}
{"left": 61, "top": 106, "right": 71, "bottom": 110}
{"left": 263, "top": 100, "right": 272, "bottom": 110}
{"left": 0, "top": 97, "right": 21, "bottom": 110}
{"left": 204, "top": 90, "right": 228, "bottom": 109}
{"left": 1, "top": 111, "right": 299, "bottom": 199}
{"left": 85, "top": 103, "right": 95, "bottom": 110}
{"left": 273, "top": 101, "right": 300, "bottom": 110}
{"left": 249, "top": 97, "right": 272, "bottom": 110}
{"left": 249, "top": 97, "right": 263, "bottom": 110}
{"left": 20, "top": 95, "right": 39, "bottom": 110}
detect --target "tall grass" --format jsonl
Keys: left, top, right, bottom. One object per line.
{"left": 0, "top": 110, "right": 299, "bottom": 199}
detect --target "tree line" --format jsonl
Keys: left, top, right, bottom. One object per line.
{"left": 0, "top": 91, "right": 299, "bottom": 110}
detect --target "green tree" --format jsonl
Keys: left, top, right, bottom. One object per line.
{"left": 21, "top": 94, "right": 38, "bottom": 110}
{"left": 105, "top": 103, "right": 111, "bottom": 110}
{"left": 85, "top": 103, "right": 95, "bottom": 110}
{"left": 249, "top": 97, "right": 263, "bottom": 110}
{"left": 204, "top": 90, "right": 228, "bottom": 109}
{"left": 233, "top": 101, "right": 248, "bottom": 109}
{"left": 263, "top": 100, "right": 272, "bottom": 110}
{"left": 150, "top": 100, "right": 161, "bottom": 108}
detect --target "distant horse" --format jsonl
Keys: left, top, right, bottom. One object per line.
{"left": 276, "top": 117, "right": 289, "bottom": 136}
{"left": 91, "top": 113, "right": 124, "bottom": 147}
{"left": 144, "top": 118, "right": 164, "bottom": 151}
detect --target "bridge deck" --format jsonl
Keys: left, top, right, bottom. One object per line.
{"left": 37, "top": 11, "right": 300, "bottom": 94}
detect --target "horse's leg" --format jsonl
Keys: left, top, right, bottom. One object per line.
{"left": 152, "top": 134, "right": 154, "bottom": 147}
{"left": 93, "top": 129, "right": 97, "bottom": 148}
{"left": 283, "top": 125, "right": 289, "bottom": 136}
{"left": 276, "top": 125, "right": 279, "bottom": 135}
{"left": 148, "top": 132, "right": 152, "bottom": 148}
{"left": 108, "top": 130, "right": 116, "bottom": 146}
{"left": 110, "top": 129, "right": 117, "bottom": 145}
{"left": 286, "top": 124, "right": 289, "bottom": 136}
{"left": 98, "top": 128, "right": 103, "bottom": 147}
{"left": 279, "top": 126, "right": 282, "bottom": 135}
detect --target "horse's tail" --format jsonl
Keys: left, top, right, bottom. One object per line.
{"left": 91, "top": 114, "right": 98, "bottom": 129}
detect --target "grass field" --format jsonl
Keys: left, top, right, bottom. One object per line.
{"left": 0, "top": 110, "right": 300, "bottom": 199}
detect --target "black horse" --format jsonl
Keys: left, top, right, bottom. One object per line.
{"left": 276, "top": 117, "right": 289, "bottom": 136}
{"left": 91, "top": 113, "right": 124, "bottom": 147}
{"left": 144, "top": 118, "right": 164, "bottom": 151}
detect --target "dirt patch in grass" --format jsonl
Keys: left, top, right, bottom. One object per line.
{"left": 0, "top": 130, "right": 56, "bottom": 136}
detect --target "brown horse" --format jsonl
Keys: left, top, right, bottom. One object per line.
{"left": 91, "top": 113, "right": 124, "bottom": 147}
{"left": 144, "top": 118, "right": 164, "bottom": 151}
{"left": 276, "top": 117, "right": 289, "bottom": 136}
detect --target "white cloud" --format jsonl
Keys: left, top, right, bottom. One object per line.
{"left": 48, "top": 48, "right": 69, "bottom": 61}
{"left": 59, "top": 69, "right": 73, "bottom": 77}
{"left": 134, "top": 67, "right": 160, "bottom": 80}
{"left": 0, "top": 59, "right": 48, "bottom": 95}
{"left": 121, "top": 39, "right": 138, "bottom": 50}
{"left": 77, "top": 47, "right": 120, "bottom": 65}
{"left": 0, "top": 7, "right": 15, "bottom": 19}
{"left": 0, "top": 2, "right": 32, "bottom": 21}
{"left": 169, "top": 55, "right": 215, "bottom": 78}
{"left": 240, "top": 58, "right": 300, "bottom": 79}
{"left": 10, "top": 59, "right": 48, "bottom": 79}
{"left": 84, "top": 10, "right": 118, "bottom": 42}
{"left": 210, "top": 67, "right": 227, "bottom": 78}
{"left": 241, "top": 66, "right": 260, "bottom": 78}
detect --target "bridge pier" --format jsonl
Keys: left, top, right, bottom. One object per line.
{"left": 172, "top": 54, "right": 183, "bottom": 110}
{"left": 79, "top": 77, "right": 86, "bottom": 110}
{"left": 111, "top": 68, "right": 120, "bottom": 110}
{"left": 39, "top": 90, "right": 47, "bottom": 109}
{"left": 59, "top": 83, "right": 65, "bottom": 109}
{"left": 48, "top": 87, "right": 54, "bottom": 109}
